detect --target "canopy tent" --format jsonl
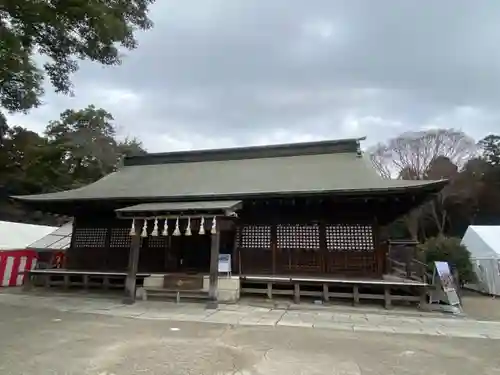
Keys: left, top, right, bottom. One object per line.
{"left": 27, "top": 222, "right": 72, "bottom": 251}
{"left": 0, "top": 221, "right": 56, "bottom": 250}
{"left": 461, "top": 225, "right": 500, "bottom": 296}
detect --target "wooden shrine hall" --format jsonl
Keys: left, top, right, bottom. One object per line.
{"left": 14, "top": 137, "right": 447, "bottom": 308}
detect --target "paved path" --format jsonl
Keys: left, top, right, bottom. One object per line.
{"left": 1, "top": 303, "right": 500, "bottom": 375}
{"left": 1, "top": 292, "right": 500, "bottom": 339}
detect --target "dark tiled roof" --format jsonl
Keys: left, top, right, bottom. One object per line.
{"left": 12, "top": 138, "right": 447, "bottom": 202}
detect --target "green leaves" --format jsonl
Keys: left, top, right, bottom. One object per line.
{"left": 418, "top": 236, "right": 475, "bottom": 284}
{"left": 0, "top": 104, "right": 146, "bottom": 199}
{"left": 44, "top": 105, "right": 146, "bottom": 186}
{"left": 0, "top": 0, "right": 155, "bottom": 112}
{"left": 478, "top": 134, "right": 500, "bottom": 167}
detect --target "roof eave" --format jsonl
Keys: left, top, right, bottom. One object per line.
{"left": 10, "top": 180, "right": 448, "bottom": 205}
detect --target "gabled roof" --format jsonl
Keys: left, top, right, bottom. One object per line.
{"left": 12, "top": 138, "right": 447, "bottom": 203}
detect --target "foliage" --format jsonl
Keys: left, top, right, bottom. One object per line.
{"left": 478, "top": 134, "right": 500, "bottom": 166}
{"left": 0, "top": 0, "right": 155, "bottom": 114}
{"left": 418, "top": 236, "right": 475, "bottom": 284}
{"left": 44, "top": 105, "right": 146, "bottom": 186}
{"left": 0, "top": 104, "right": 146, "bottom": 223}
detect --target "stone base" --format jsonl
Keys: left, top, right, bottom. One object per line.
{"left": 141, "top": 274, "right": 241, "bottom": 303}
{"left": 143, "top": 275, "right": 164, "bottom": 288}
{"left": 202, "top": 275, "right": 240, "bottom": 303}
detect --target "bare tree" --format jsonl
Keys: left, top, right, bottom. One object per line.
{"left": 369, "top": 129, "right": 477, "bottom": 180}
{"left": 369, "top": 129, "right": 477, "bottom": 238}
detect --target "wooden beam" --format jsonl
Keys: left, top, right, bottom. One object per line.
{"left": 206, "top": 230, "right": 221, "bottom": 309}
{"left": 123, "top": 220, "right": 142, "bottom": 304}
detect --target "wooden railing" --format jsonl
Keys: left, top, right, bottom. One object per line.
{"left": 386, "top": 239, "right": 429, "bottom": 283}
{"left": 387, "top": 257, "right": 428, "bottom": 283}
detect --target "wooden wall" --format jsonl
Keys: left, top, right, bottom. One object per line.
{"left": 65, "top": 197, "right": 387, "bottom": 277}
{"left": 66, "top": 213, "right": 236, "bottom": 273}
{"left": 67, "top": 214, "right": 167, "bottom": 272}
{"left": 235, "top": 223, "right": 383, "bottom": 277}
{"left": 234, "top": 198, "right": 385, "bottom": 277}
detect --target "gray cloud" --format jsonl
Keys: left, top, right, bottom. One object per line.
{"left": 7, "top": 0, "right": 500, "bottom": 151}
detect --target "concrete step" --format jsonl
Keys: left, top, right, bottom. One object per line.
{"left": 140, "top": 287, "right": 209, "bottom": 302}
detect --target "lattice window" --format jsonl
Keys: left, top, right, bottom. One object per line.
{"left": 239, "top": 225, "right": 271, "bottom": 248}
{"left": 73, "top": 228, "right": 107, "bottom": 248}
{"left": 110, "top": 228, "right": 132, "bottom": 248}
{"left": 147, "top": 235, "right": 168, "bottom": 248}
{"left": 277, "top": 224, "right": 320, "bottom": 250}
{"left": 326, "top": 224, "right": 374, "bottom": 252}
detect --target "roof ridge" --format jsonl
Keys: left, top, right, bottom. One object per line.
{"left": 125, "top": 137, "right": 366, "bottom": 166}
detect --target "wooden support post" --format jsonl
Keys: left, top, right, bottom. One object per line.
{"left": 103, "top": 276, "right": 110, "bottom": 290}
{"left": 123, "top": 221, "right": 141, "bottom": 305}
{"left": 267, "top": 282, "right": 273, "bottom": 299}
{"left": 293, "top": 283, "right": 300, "bottom": 304}
{"left": 322, "top": 284, "right": 329, "bottom": 302}
{"left": 384, "top": 285, "right": 392, "bottom": 309}
{"left": 271, "top": 225, "right": 277, "bottom": 274}
{"left": 23, "top": 272, "right": 33, "bottom": 291}
{"left": 232, "top": 225, "right": 239, "bottom": 275}
{"left": 206, "top": 230, "right": 220, "bottom": 309}
{"left": 83, "top": 275, "right": 89, "bottom": 290}
{"left": 353, "top": 285, "right": 360, "bottom": 306}
{"left": 63, "top": 274, "right": 70, "bottom": 290}
{"left": 419, "top": 287, "right": 428, "bottom": 308}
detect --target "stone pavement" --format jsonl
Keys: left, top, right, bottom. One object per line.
{"left": 2, "top": 303, "right": 500, "bottom": 375}
{"left": 1, "top": 291, "right": 500, "bottom": 340}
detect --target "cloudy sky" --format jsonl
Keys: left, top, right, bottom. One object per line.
{"left": 7, "top": 0, "right": 500, "bottom": 152}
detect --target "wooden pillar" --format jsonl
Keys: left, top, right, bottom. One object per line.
{"left": 23, "top": 272, "right": 33, "bottom": 291}
{"left": 384, "top": 285, "right": 392, "bottom": 309}
{"left": 322, "top": 283, "right": 329, "bottom": 302}
{"left": 373, "top": 218, "right": 385, "bottom": 277}
{"left": 123, "top": 219, "right": 141, "bottom": 305}
{"left": 319, "top": 222, "right": 327, "bottom": 274}
{"left": 232, "top": 224, "right": 239, "bottom": 275}
{"left": 271, "top": 225, "right": 277, "bottom": 275}
{"left": 206, "top": 230, "right": 220, "bottom": 309}
{"left": 267, "top": 282, "right": 273, "bottom": 299}
{"left": 293, "top": 283, "right": 300, "bottom": 304}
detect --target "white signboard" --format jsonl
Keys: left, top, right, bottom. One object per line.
{"left": 433, "top": 261, "right": 461, "bottom": 306}
{"left": 218, "top": 254, "right": 231, "bottom": 274}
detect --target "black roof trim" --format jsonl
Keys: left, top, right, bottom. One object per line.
{"left": 125, "top": 137, "right": 366, "bottom": 166}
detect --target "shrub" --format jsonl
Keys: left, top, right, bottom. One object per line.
{"left": 418, "top": 236, "right": 475, "bottom": 284}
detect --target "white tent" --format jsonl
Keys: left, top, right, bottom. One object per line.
{"left": 27, "top": 222, "right": 72, "bottom": 251}
{"left": 461, "top": 225, "right": 500, "bottom": 296}
{"left": 0, "top": 221, "right": 56, "bottom": 250}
